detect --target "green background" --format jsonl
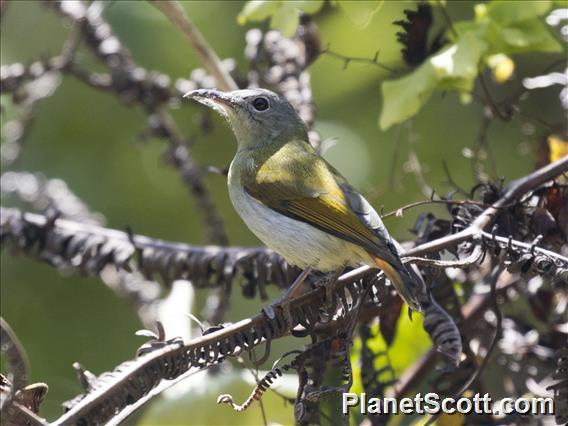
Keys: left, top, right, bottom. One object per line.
{"left": 1, "top": 1, "right": 564, "bottom": 424}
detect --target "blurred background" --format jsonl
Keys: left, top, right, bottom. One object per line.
{"left": 1, "top": 1, "right": 565, "bottom": 424}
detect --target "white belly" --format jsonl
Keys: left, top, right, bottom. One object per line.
{"left": 228, "top": 180, "right": 371, "bottom": 271}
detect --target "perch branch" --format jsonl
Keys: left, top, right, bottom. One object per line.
{"left": 43, "top": 158, "right": 568, "bottom": 424}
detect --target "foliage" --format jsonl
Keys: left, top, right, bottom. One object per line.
{"left": 238, "top": 0, "right": 325, "bottom": 37}
{"left": 380, "top": 0, "right": 563, "bottom": 129}
{"left": 238, "top": 0, "right": 384, "bottom": 36}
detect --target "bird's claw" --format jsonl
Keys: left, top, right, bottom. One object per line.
{"left": 262, "top": 304, "right": 276, "bottom": 320}
{"left": 262, "top": 300, "right": 293, "bottom": 327}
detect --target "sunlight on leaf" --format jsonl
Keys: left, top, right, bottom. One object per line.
{"left": 380, "top": 0, "right": 560, "bottom": 129}
{"left": 295, "top": 0, "right": 325, "bottom": 14}
{"left": 430, "top": 32, "right": 485, "bottom": 81}
{"left": 270, "top": 2, "right": 299, "bottom": 38}
{"left": 237, "top": 0, "right": 279, "bottom": 26}
{"left": 380, "top": 32, "right": 486, "bottom": 129}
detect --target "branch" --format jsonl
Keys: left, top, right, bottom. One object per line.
{"left": 321, "top": 46, "right": 397, "bottom": 74}
{"left": 0, "top": 317, "right": 29, "bottom": 391}
{"left": 0, "top": 207, "right": 296, "bottom": 293}
{"left": 3, "top": 159, "right": 567, "bottom": 424}
{"left": 0, "top": 171, "right": 104, "bottom": 225}
{"left": 150, "top": 0, "right": 238, "bottom": 92}
{"left": 46, "top": 0, "right": 229, "bottom": 246}
{"left": 399, "top": 156, "right": 568, "bottom": 257}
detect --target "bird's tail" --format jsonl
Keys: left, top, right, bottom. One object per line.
{"left": 370, "top": 254, "right": 424, "bottom": 312}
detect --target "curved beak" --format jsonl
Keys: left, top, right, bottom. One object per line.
{"left": 184, "top": 89, "right": 239, "bottom": 110}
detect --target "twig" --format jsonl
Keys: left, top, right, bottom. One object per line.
{"left": 396, "top": 156, "right": 568, "bottom": 257}
{"left": 442, "top": 160, "right": 470, "bottom": 196}
{"left": 11, "top": 402, "right": 49, "bottom": 426}
{"left": 438, "top": 3, "right": 457, "bottom": 38}
{"left": 154, "top": 105, "right": 229, "bottom": 245}
{"left": 478, "top": 72, "right": 510, "bottom": 122}
{"left": 3, "top": 158, "right": 567, "bottom": 424}
{"left": 150, "top": 0, "right": 238, "bottom": 91}
{"left": 0, "top": 317, "right": 30, "bottom": 391}
{"left": 403, "top": 243, "right": 484, "bottom": 268}
{"left": 251, "top": 349, "right": 268, "bottom": 426}
{"left": 106, "top": 366, "right": 211, "bottom": 426}
{"left": 320, "top": 46, "right": 397, "bottom": 74}
{"left": 381, "top": 198, "right": 496, "bottom": 219}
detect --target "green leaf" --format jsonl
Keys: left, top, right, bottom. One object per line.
{"left": 270, "top": 2, "right": 299, "bottom": 38}
{"left": 487, "top": 0, "right": 552, "bottom": 25}
{"left": 380, "top": 32, "right": 486, "bottom": 129}
{"left": 430, "top": 32, "right": 486, "bottom": 81}
{"left": 238, "top": 1, "right": 324, "bottom": 37}
{"left": 295, "top": 0, "right": 325, "bottom": 14}
{"left": 380, "top": 64, "right": 436, "bottom": 130}
{"left": 501, "top": 19, "right": 563, "bottom": 53}
{"left": 237, "top": 0, "right": 280, "bottom": 25}
{"left": 338, "top": 1, "right": 384, "bottom": 28}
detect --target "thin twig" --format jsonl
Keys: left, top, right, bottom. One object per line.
{"left": 381, "top": 199, "right": 497, "bottom": 219}
{"left": 11, "top": 402, "right": 50, "bottom": 426}
{"left": 404, "top": 243, "right": 484, "bottom": 268}
{"left": 439, "top": 3, "right": 457, "bottom": 38}
{"left": 107, "top": 366, "right": 212, "bottom": 426}
{"left": 0, "top": 317, "right": 30, "bottom": 391}
{"left": 150, "top": 0, "right": 238, "bottom": 91}
{"left": 320, "top": 46, "right": 397, "bottom": 74}
{"left": 478, "top": 72, "right": 510, "bottom": 121}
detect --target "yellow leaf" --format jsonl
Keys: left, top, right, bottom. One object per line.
{"left": 548, "top": 134, "right": 568, "bottom": 163}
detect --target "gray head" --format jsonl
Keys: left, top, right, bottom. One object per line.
{"left": 185, "top": 88, "right": 308, "bottom": 149}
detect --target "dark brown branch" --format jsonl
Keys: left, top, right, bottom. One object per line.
{"left": 18, "top": 157, "right": 567, "bottom": 425}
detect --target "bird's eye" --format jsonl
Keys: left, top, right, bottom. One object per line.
{"left": 252, "top": 97, "right": 269, "bottom": 111}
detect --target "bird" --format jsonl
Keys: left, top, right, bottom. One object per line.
{"left": 186, "top": 88, "right": 425, "bottom": 314}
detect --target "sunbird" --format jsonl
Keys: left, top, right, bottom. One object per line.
{"left": 186, "top": 88, "right": 424, "bottom": 313}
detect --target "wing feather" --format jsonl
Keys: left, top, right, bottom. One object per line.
{"left": 243, "top": 140, "right": 400, "bottom": 265}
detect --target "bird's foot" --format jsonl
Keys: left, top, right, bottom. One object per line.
{"left": 262, "top": 298, "right": 293, "bottom": 327}
{"left": 262, "top": 268, "right": 312, "bottom": 326}
{"left": 317, "top": 269, "right": 343, "bottom": 309}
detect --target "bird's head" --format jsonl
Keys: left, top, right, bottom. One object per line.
{"left": 185, "top": 88, "right": 308, "bottom": 150}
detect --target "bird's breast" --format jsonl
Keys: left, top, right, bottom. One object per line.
{"left": 227, "top": 174, "right": 370, "bottom": 271}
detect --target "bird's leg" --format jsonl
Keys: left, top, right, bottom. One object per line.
{"left": 319, "top": 269, "right": 343, "bottom": 309}
{"left": 263, "top": 267, "right": 312, "bottom": 324}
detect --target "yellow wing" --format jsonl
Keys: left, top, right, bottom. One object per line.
{"left": 243, "top": 140, "right": 400, "bottom": 266}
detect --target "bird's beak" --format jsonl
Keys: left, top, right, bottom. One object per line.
{"left": 184, "top": 89, "right": 239, "bottom": 111}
